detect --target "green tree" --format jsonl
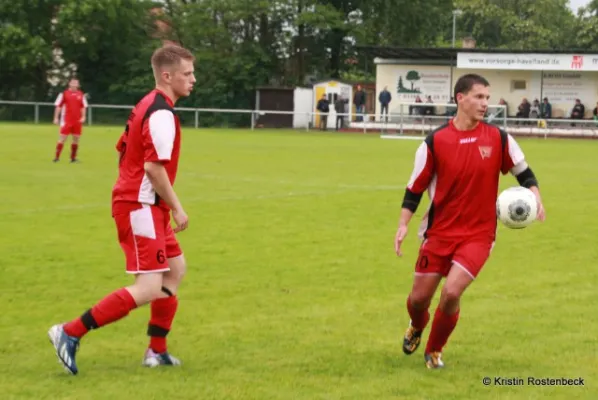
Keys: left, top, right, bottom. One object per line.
{"left": 454, "top": 0, "right": 577, "bottom": 49}
{"left": 0, "top": 0, "right": 62, "bottom": 100}
{"left": 574, "top": 0, "right": 598, "bottom": 50}
{"left": 53, "top": 0, "right": 159, "bottom": 104}
{"left": 406, "top": 70, "right": 421, "bottom": 91}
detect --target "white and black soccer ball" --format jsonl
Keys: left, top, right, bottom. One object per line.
{"left": 496, "top": 186, "right": 538, "bottom": 229}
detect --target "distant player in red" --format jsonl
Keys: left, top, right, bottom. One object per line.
{"left": 48, "top": 45, "right": 196, "bottom": 375}
{"left": 53, "top": 78, "right": 88, "bottom": 163}
{"left": 395, "top": 74, "right": 546, "bottom": 369}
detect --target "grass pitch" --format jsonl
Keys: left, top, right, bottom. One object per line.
{"left": 0, "top": 123, "right": 596, "bottom": 399}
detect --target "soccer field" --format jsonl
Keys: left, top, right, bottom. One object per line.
{"left": 1, "top": 123, "right": 596, "bottom": 399}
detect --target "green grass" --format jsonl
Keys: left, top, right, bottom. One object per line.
{"left": 1, "top": 123, "right": 596, "bottom": 399}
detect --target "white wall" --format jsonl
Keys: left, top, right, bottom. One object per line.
{"left": 376, "top": 60, "right": 598, "bottom": 119}
{"left": 293, "top": 87, "right": 313, "bottom": 128}
{"left": 376, "top": 64, "right": 452, "bottom": 118}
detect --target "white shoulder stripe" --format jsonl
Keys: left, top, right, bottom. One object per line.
{"left": 149, "top": 109, "right": 175, "bottom": 160}
{"left": 407, "top": 141, "right": 428, "bottom": 189}
{"left": 507, "top": 134, "right": 525, "bottom": 166}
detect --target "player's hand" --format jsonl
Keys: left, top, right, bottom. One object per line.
{"left": 80, "top": 117, "right": 86, "bottom": 124}
{"left": 529, "top": 187, "right": 545, "bottom": 222}
{"left": 53, "top": 118, "right": 59, "bottom": 125}
{"left": 395, "top": 225, "right": 408, "bottom": 257}
{"left": 536, "top": 201, "right": 546, "bottom": 222}
{"left": 172, "top": 208, "right": 189, "bottom": 233}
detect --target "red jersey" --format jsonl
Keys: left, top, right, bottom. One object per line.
{"left": 407, "top": 120, "right": 525, "bottom": 240}
{"left": 111, "top": 89, "right": 181, "bottom": 215}
{"left": 54, "top": 89, "right": 87, "bottom": 124}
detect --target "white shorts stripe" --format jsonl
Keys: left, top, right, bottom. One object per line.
{"left": 451, "top": 261, "right": 475, "bottom": 280}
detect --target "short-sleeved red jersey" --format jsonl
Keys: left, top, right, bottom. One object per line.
{"left": 407, "top": 120, "right": 525, "bottom": 241}
{"left": 111, "top": 89, "right": 181, "bottom": 215}
{"left": 54, "top": 90, "right": 87, "bottom": 124}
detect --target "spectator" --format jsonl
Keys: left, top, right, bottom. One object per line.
{"left": 494, "top": 98, "right": 509, "bottom": 124}
{"left": 570, "top": 98, "right": 585, "bottom": 126}
{"left": 316, "top": 94, "right": 330, "bottom": 131}
{"left": 571, "top": 98, "right": 585, "bottom": 119}
{"left": 334, "top": 95, "right": 348, "bottom": 130}
{"left": 423, "top": 95, "right": 435, "bottom": 116}
{"left": 540, "top": 97, "right": 552, "bottom": 119}
{"left": 353, "top": 85, "right": 366, "bottom": 122}
{"left": 516, "top": 98, "right": 531, "bottom": 124}
{"left": 529, "top": 99, "right": 541, "bottom": 119}
{"left": 378, "top": 86, "right": 392, "bottom": 122}
{"left": 409, "top": 95, "right": 423, "bottom": 116}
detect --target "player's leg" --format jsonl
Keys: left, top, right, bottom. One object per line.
{"left": 48, "top": 205, "right": 169, "bottom": 374}
{"left": 54, "top": 131, "right": 69, "bottom": 162}
{"left": 70, "top": 129, "right": 81, "bottom": 162}
{"left": 403, "top": 273, "right": 442, "bottom": 354}
{"left": 144, "top": 213, "right": 186, "bottom": 366}
{"left": 423, "top": 239, "right": 493, "bottom": 369}
{"left": 48, "top": 272, "right": 163, "bottom": 375}
{"left": 403, "top": 238, "right": 452, "bottom": 355}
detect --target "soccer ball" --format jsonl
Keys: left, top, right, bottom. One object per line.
{"left": 496, "top": 187, "right": 538, "bottom": 229}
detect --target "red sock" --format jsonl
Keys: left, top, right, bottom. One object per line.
{"left": 148, "top": 296, "right": 178, "bottom": 353}
{"left": 407, "top": 296, "right": 430, "bottom": 331}
{"left": 55, "top": 142, "right": 64, "bottom": 159}
{"left": 425, "top": 307, "right": 460, "bottom": 354}
{"left": 71, "top": 143, "right": 78, "bottom": 160}
{"left": 63, "top": 288, "right": 138, "bottom": 338}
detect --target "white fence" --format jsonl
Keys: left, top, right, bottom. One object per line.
{"left": 1, "top": 100, "right": 598, "bottom": 138}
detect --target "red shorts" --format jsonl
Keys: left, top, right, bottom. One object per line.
{"left": 113, "top": 204, "right": 182, "bottom": 274}
{"left": 60, "top": 122, "right": 82, "bottom": 135}
{"left": 414, "top": 236, "right": 494, "bottom": 279}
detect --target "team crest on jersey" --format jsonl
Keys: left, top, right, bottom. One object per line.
{"left": 478, "top": 146, "right": 492, "bottom": 159}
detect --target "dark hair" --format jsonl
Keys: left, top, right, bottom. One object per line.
{"left": 453, "top": 74, "right": 490, "bottom": 101}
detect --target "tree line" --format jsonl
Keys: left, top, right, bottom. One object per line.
{"left": 2, "top": 0, "right": 598, "bottom": 111}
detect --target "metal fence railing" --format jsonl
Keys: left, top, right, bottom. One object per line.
{"left": 1, "top": 100, "right": 597, "bottom": 139}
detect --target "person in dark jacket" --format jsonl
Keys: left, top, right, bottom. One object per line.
{"left": 516, "top": 98, "right": 531, "bottom": 125}
{"left": 353, "top": 85, "right": 366, "bottom": 122}
{"left": 316, "top": 94, "right": 330, "bottom": 130}
{"left": 541, "top": 97, "right": 552, "bottom": 119}
{"left": 379, "top": 86, "right": 392, "bottom": 122}
{"left": 335, "top": 96, "right": 348, "bottom": 130}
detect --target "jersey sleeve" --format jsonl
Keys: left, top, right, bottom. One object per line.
{"left": 501, "top": 134, "right": 526, "bottom": 175}
{"left": 407, "top": 141, "right": 435, "bottom": 194}
{"left": 143, "top": 109, "right": 176, "bottom": 163}
{"left": 54, "top": 93, "right": 64, "bottom": 107}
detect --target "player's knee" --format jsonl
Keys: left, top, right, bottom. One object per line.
{"left": 440, "top": 286, "right": 463, "bottom": 306}
{"left": 131, "top": 277, "right": 164, "bottom": 304}
{"left": 409, "top": 292, "right": 433, "bottom": 309}
{"left": 167, "top": 255, "right": 186, "bottom": 283}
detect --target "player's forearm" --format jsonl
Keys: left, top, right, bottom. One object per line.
{"left": 528, "top": 185, "right": 542, "bottom": 202}
{"left": 400, "top": 188, "right": 422, "bottom": 226}
{"left": 144, "top": 162, "right": 183, "bottom": 211}
{"left": 398, "top": 208, "right": 414, "bottom": 227}
{"left": 53, "top": 107, "right": 61, "bottom": 120}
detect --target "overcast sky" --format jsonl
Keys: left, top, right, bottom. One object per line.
{"left": 569, "top": 0, "right": 591, "bottom": 13}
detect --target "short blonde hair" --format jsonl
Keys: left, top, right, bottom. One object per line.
{"left": 151, "top": 44, "right": 195, "bottom": 77}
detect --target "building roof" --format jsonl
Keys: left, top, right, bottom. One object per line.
{"left": 357, "top": 46, "right": 598, "bottom": 60}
